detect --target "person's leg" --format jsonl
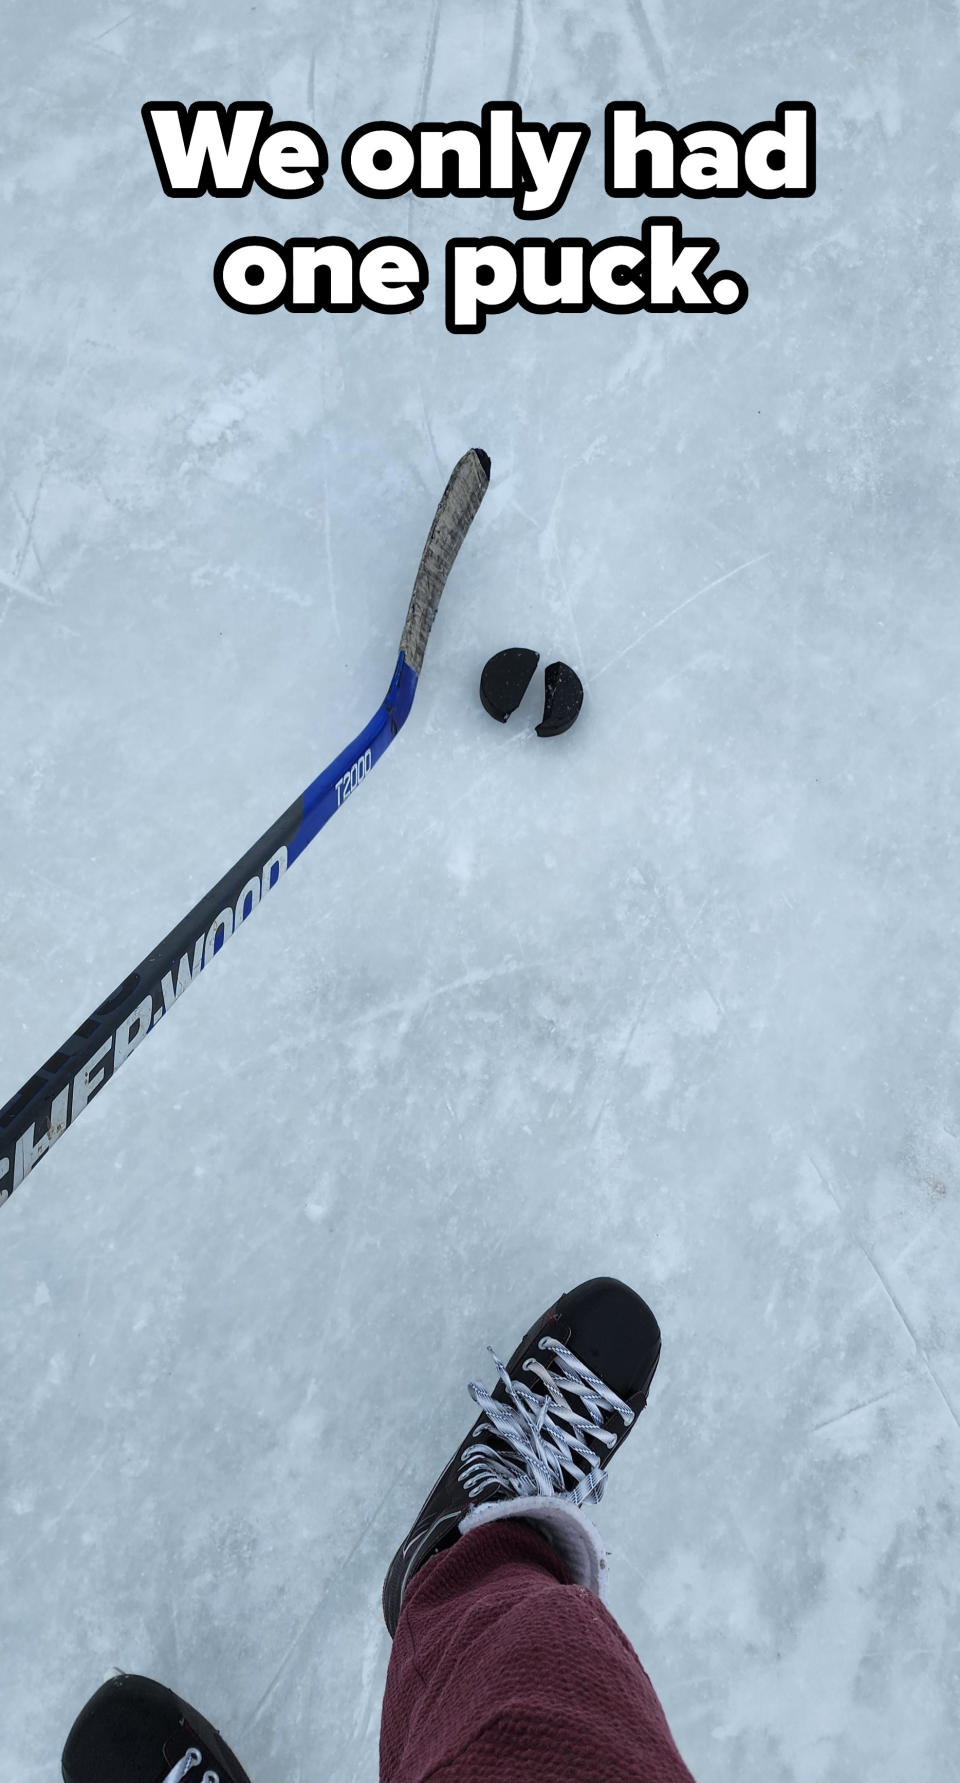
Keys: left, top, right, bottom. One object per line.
{"left": 380, "top": 1516, "right": 696, "bottom": 1783}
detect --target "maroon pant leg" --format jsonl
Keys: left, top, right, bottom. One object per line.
{"left": 380, "top": 1518, "right": 697, "bottom": 1783}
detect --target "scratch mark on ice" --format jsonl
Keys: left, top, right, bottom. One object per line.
{"left": 0, "top": 573, "right": 53, "bottom": 608}
{"left": 806, "top": 1153, "right": 960, "bottom": 1440}
{"left": 352, "top": 961, "right": 525, "bottom": 1032}
{"left": 318, "top": 451, "right": 341, "bottom": 642}
{"left": 506, "top": 0, "right": 525, "bottom": 97}
{"left": 811, "top": 1381, "right": 912, "bottom": 1433}
{"left": 588, "top": 937, "right": 684, "bottom": 1140}
{"left": 12, "top": 468, "right": 50, "bottom": 584}
{"left": 90, "top": 11, "right": 135, "bottom": 42}
{"left": 540, "top": 469, "right": 584, "bottom": 672}
{"left": 415, "top": 0, "right": 442, "bottom": 128}
{"left": 591, "top": 551, "right": 772, "bottom": 684}
{"left": 624, "top": 0, "right": 669, "bottom": 92}
{"left": 241, "top": 1472, "right": 400, "bottom": 1733}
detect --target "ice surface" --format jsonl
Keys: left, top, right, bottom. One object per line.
{"left": 1, "top": 2, "right": 959, "bottom": 1779}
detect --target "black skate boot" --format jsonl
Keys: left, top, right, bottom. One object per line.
{"left": 61, "top": 1672, "right": 252, "bottom": 1783}
{"left": 382, "top": 1276, "right": 661, "bottom": 1636}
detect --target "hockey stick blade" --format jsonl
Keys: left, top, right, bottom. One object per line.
{"left": 0, "top": 447, "right": 490, "bottom": 1212}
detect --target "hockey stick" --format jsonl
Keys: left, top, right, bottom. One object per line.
{"left": 0, "top": 446, "right": 490, "bottom": 1210}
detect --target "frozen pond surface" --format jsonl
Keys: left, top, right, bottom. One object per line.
{"left": 1, "top": 3, "right": 958, "bottom": 1778}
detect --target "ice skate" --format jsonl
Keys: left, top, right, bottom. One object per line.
{"left": 382, "top": 1275, "right": 661, "bottom": 1637}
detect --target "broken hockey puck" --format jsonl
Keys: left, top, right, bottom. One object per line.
{"left": 480, "top": 646, "right": 540, "bottom": 722}
{"left": 535, "top": 661, "right": 583, "bottom": 737}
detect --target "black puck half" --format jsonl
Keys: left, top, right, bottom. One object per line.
{"left": 536, "top": 661, "right": 583, "bottom": 737}
{"left": 480, "top": 647, "right": 540, "bottom": 722}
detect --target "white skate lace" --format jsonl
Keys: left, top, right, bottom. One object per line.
{"left": 162, "top": 1748, "right": 219, "bottom": 1783}
{"left": 458, "top": 1334, "right": 634, "bottom": 1506}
